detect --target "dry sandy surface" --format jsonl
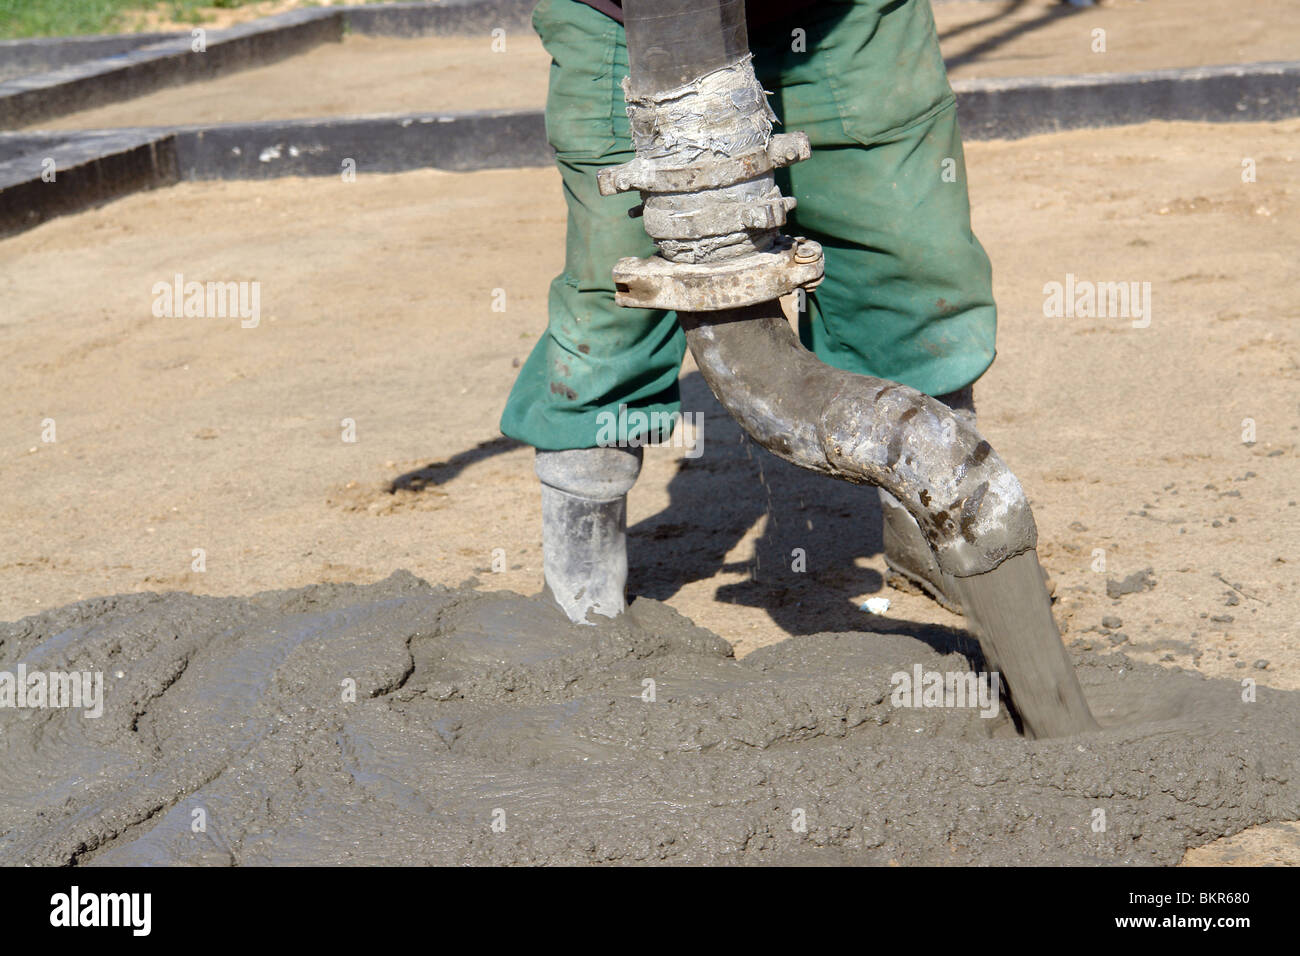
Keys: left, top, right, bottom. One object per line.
{"left": 935, "top": 0, "right": 1300, "bottom": 80}
{"left": 31, "top": 0, "right": 1300, "bottom": 131}
{"left": 29, "top": 35, "right": 550, "bottom": 131}
{"left": 3, "top": 118, "right": 1298, "bottom": 861}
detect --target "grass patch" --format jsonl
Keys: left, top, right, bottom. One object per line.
{"left": 0, "top": 0, "right": 270, "bottom": 39}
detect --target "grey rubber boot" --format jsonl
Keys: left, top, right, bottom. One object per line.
{"left": 878, "top": 386, "right": 976, "bottom": 615}
{"left": 535, "top": 446, "right": 643, "bottom": 625}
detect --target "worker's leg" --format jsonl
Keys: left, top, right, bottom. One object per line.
{"left": 536, "top": 445, "right": 643, "bottom": 623}
{"left": 754, "top": 1, "right": 997, "bottom": 608}
{"left": 500, "top": 0, "right": 684, "bottom": 622}
{"left": 500, "top": 0, "right": 684, "bottom": 453}
{"left": 754, "top": 0, "right": 996, "bottom": 395}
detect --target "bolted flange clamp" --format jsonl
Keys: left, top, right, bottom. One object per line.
{"left": 613, "top": 235, "right": 824, "bottom": 312}
{"left": 608, "top": 55, "right": 822, "bottom": 312}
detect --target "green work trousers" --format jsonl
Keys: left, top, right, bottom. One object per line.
{"left": 501, "top": 0, "right": 996, "bottom": 450}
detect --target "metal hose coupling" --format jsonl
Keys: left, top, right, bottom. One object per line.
{"left": 609, "top": 0, "right": 1039, "bottom": 579}
{"left": 597, "top": 55, "right": 824, "bottom": 310}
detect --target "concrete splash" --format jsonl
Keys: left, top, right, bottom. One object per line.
{"left": 0, "top": 571, "right": 1295, "bottom": 865}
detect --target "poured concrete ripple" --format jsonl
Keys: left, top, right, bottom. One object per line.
{"left": 0, "top": 572, "right": 1294, "bottom": 865}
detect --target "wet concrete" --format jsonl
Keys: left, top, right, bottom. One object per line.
{"left": 1, "top": 571, "right": 1296, "bottom": 865}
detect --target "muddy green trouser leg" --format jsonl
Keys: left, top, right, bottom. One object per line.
{"left": 501, "top": 0, "right": 997, "bottom": 452}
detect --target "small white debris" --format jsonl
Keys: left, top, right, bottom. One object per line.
{"left": 861, "top": 597, "right": 891, "bottom": 615}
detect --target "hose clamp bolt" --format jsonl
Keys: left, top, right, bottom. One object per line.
{"left": 793, "top": 237, "right": 822, "bottom": 264}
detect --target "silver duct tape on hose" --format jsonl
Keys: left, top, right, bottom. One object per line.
{"left": 623, "top": 55, "right": 774, "bottom": 164}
